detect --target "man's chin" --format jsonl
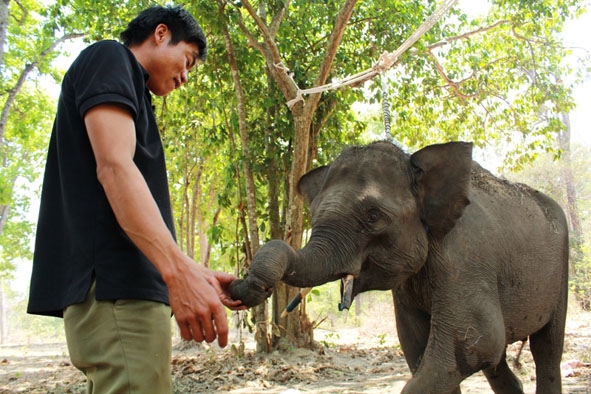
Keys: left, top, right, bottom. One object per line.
{"left": 147, "top": 83, "right": 173, "bottom": 97}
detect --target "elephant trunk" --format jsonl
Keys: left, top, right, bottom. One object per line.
{"left": 229, "top": 238, "right": 349, "bottom": 307}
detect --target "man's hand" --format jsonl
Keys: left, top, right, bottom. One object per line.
{"left": 208, "top": 271, "right": 247, "bottom": 311}
{"left": 164, "top": 258, "right": 245, "bottom": 347}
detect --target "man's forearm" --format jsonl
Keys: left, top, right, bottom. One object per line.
{"left": 97, "top": 159, "right": 186, "bottom": 281}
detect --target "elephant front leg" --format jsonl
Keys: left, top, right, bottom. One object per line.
{"left": 394, "top": 299, "right": 462, "bottom": 394}
{"left": 401, "top": 317, "right": 506, "bottom": 394}
{"left": 394, "top": 297, "right": 430, "bottom": 374}
{"left": 400, "top": 356, "right": 465, "bottom": 394}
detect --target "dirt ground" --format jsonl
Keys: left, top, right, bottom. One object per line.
{"left": 1, "top": 307, "right": 589, "bottom": 394}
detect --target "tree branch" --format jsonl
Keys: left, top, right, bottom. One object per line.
{"left": 228, "top": 1, "right": 263, "bottom": 53}
{"left": 305, "top": 0, "right": 358, "bottom": 115}
{"left": 425, "top": 17, "right": 551, "bottom": 100}
{"left": 427, "top": 47, "right": 478, "bottom": 101}
{"left": 427, "top": 19, "right": 510, "bottom": 51}
{"left": 240, "top": 0, "right": 283, "bottom": 64}
{"left": 238, "top": 0, "right": 298, "bottom": 106}
{"left": 1, "top": 32, "right": 84, "bottom": 142}
{"left": 269, "top": 0, "right": 289, "bottom": 37}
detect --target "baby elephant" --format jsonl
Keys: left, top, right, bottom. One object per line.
{"left": 230, "top": 141, "right": 569, "bottom": 393}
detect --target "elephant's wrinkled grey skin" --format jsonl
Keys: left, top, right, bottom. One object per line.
{"left": 229, "top": 141, "right": 569, "bottom": 394}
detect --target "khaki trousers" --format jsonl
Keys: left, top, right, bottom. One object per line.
{"left": 63, "top": 281, "right": 172, "bottom": 394}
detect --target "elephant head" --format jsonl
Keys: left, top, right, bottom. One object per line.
{"left": 229, "top": 141, "right": 473, "bottom": 308}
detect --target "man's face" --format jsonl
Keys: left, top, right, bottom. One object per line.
{"left": 146, "top": 30, "right": 199, "bottom": 96}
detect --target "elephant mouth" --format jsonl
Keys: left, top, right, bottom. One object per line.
{"left": 338, "top": 274, "right": 355, "bottom": 311}
{"left": 281, "top": 274, "right": 356, "bottom": 317}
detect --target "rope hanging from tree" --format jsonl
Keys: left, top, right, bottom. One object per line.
{"left": 281, "top": 0, "right": 459, "bottom": 109}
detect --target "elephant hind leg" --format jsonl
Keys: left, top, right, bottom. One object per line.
{"left": 482, "top": 352, "right": 524, "bottom": 394}
{"left": 529, "top": 282, "right": 567, "bottom": 394}
{"left": 529, "top": 318, "right": 565, "bottom": 394}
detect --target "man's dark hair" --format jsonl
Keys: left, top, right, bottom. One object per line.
{"left": 120, "top": 5, "right": 207, "bottom": 61}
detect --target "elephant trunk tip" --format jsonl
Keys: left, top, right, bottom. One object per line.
{"left": 228, "top": 278, "right": 274, "bottom": 308}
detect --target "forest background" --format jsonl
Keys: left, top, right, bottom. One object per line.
{"left": 1, "top": 0, "right": 591, "bottom": 352}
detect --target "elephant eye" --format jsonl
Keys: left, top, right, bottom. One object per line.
{"left": 366, "top": 209, "right": 381, "bottom": 224}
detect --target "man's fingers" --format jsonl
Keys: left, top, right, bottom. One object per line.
{"left": 221, "top": 295, "right": 246, "bottom": 310}
{"left": 197, "top": 315, "right": 216, "bottom": 344}
{"left": 190, "top": 324, "right": 205, "bottom": 343}
{"left": 213, "top": 306, "right": 229, "bottom": 348}
{"left": 177, "top": 316, "right": 193, "bottom": 341}
{"left": 177, "top": 315, "right": 205, "bottom": 343}
{"left": 177, "top": 309, "right": 229, "bottom": 346}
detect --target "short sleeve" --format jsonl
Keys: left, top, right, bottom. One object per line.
{"left": 70, "top": 41, "right": 145, "bottom": 120}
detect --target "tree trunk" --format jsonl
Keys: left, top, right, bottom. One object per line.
{"left": 276, "top": 112, "right": 315, "bottom": 348}
{"left": 219, "top": 1, "right": 269, "bottom": 351}
{"left": 0, "top": 280, "right": 5, "bottom": 344}
{"left": 558, "top": 112, "right": 582, "bottom": 236}
{"left": 188, "top": 165, "right": 199, "bottom": 260}
{"left": 0, "top": 0, "right": 8, "bottom": 69}
{"left": 0, "top": 205, "right": 8, "bottom": 238}
{"left": 558, "top": 111, "right": 587, "bottom": 309}
{"left": 234, "top": 0, "right": 358, "bottom": 349}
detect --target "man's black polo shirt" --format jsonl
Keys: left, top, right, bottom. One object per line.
{"left": 27, "top": 40, "right": 174, "bottom": 317}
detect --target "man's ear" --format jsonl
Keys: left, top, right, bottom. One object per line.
{"left": 154, "top": 23, "right": 170, "bottom": 45}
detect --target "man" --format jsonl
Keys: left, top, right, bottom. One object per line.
{"left": 27, "top": 5, "right": 244, "bottom": 393}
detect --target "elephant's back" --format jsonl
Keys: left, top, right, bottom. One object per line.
{"left": 469, "top": 161, "right": 568, "bottom": 235}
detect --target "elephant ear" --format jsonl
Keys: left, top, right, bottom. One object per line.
{"left": 410, "top": 142, "right": 472, "bottom": 240}
{"left": 297, "top": 165, "right": 330, "bottom": 205}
